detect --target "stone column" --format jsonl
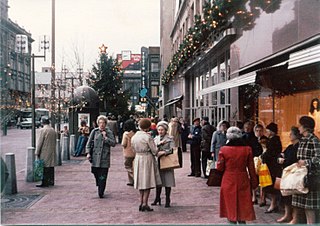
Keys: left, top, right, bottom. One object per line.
{"left": 56, "top": 139, "right": 62, "bottom": 166}
{"left": 69, "top": 135, "right": 76, "bottom": 157}
{"left": 62, "top": 137, "right": 69, "bottom": 161}
{"left": 26, "top": 147, "right": 35, "bottom": 182}
{"left": 4, "top": 153, "right": 17, "bottom": 194}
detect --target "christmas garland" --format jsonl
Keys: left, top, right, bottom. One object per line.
{"left": 161, "top": 0, "right": 281, "bottom": 85}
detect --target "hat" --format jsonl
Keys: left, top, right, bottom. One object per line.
{"left": 299, "top": 116, "right": 315, "bottom": 132}
{"left": 266, "top": 122, "right": 278, "bottom": 134}
{"left": 157, "top": 121, "right": 169, "bottom": 131}
{"left": 226, "top": 126, "right": 242, "bottom": 140}
{"left": 139, "top": 118, "right": 151, "bottom": 130}
{"left": 193, "top": 117, "right": 200, "bottom": 123}
{"left": 202, "top": 116, "right": 209, "bottom": 122}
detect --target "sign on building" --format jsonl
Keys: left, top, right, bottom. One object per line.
{"left": 122, "top": 50, "right": 131, "bottom": 61}
{"left": 15, "top": 35, "right": 28, "bottom": 53}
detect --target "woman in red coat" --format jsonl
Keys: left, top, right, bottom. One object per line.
{"left": 217, "top": 126, "right": 259, "bottom": 224}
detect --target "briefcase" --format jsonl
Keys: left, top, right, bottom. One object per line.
{"left": 160, "top": 147, "right": 182, "bottom": 170}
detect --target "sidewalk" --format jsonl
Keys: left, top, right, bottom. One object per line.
{"left": 1, "top": 144, "right": 282, "bottom": 225}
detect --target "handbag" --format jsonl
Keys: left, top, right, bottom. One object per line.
{"left": 274, "top": 177, "right": 281, "bottom": 190}
{"left": 34, "top": 159, "right": 44, "bottom": 182}
{"left": 304, "top": 159, "right": 320, "bottom": 191}
{"left": 159, "top": 147, "right": 182, "bottom": 170}
{"left": 280, "top": 163, "right": 309, "bottom": 196}
{"left": 258, "top": 163, "right": 273, "bottom": 187}
{"left": 206, "top": 168, "right": 223, "bottom": 186}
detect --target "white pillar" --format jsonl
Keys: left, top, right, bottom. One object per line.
{"left": 26, "top": 147, "right": 35, "bottom": 182}
{"left": 69, "top": 135, "right": 76, "bottom": 157}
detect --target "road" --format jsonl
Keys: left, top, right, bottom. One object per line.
{"left": 1, "top": 128, "right": 283, "bottom": 224}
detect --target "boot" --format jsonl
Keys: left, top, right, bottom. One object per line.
{"left": 165, "top": 187, "right": 171, "bottom": 208}
{"left": 98, "top": 175, "right": 107, "bottom": 198}
{"left": 48, "top": 167, "right": 54, "bottom": 186}
{"left": 151, "top": 187, "right": 162, "bottom": 205}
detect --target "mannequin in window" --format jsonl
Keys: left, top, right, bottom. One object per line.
{"left": 308, "top": 98, "right": 320, "bottom": 138}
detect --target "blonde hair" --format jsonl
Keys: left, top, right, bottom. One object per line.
{"left": 96, "top": 115, "right": 108, "bottom": 125}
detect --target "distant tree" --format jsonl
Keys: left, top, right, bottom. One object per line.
{"left": 88, "top": 53, "right": 132, "bottom": 117}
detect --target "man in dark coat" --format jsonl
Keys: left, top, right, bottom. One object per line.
{"left": 188, "top": 118, "right": 202, "bottom": 177}
{"left": 242, "top": 121, "right": 259, "bottom": 156}
{"left": 201, "top": 116, "right": 215, "bottom": 178}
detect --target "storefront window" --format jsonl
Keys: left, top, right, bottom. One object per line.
{"left": 219, "top": 55, "right": 226, "bottom": 82}
{"left": 259, "top": 89, "right": 320, "bottom": 148}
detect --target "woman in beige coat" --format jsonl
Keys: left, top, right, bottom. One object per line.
{"left": 168, "top": 117, "right": 182, "bottom": 148}
{"left": 152, "top": 121, "right": 176, "bottom": 208}
{"left": 121, "top": 119, "right": 137, "bottom": 186}
{"left": 131, "top": 118, "right": 164, "bottom": 212}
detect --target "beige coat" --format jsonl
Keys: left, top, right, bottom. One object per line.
{"left": 35, "top": 125, "right": 57, "bottom": 167}
{"left": 131, "top": 131, "right": 162, "bottom": 189}
{"left": 154, "top": 134, "right": 176, "bottom": 187}
{"left": 121, "top": 131, "right": 136, "bottom": 158}
{"left": 168, "top": 121, "right": 182, "bottom": 148}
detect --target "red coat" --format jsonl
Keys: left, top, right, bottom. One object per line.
{"left": 217, "top": 141, "right": 258, "bottom": 222}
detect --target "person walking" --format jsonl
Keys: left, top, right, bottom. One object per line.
{"left": 276, "top": 126, "right": 300, "bottom": 223}
{"left": 152, "top": 121, "right": 176, "bottom": 208}
{"left": 200, "top": 116, "right": 215, "bottom": 178}
{"left": 261, "top": 122, "right": 282, "bottom": 213}
{"left": 210, "top": 120, "right": 229, "bottom": 161}
{"left": 217, "top": 127, "right": 258, "bottom": 224}
{"left": 86, "top": 115, "right": 116, "bottom": 198}
{"left": 121, "top": 119, "right": 137, "bottom": 186}
{"left": 188, "top": 118, "right": 202, "bottom": 177}
{"left": 35, "top": 118, "right": 57, "bottom": 187}
{"left": 291, "top": 116, "right": 320, "bottom": 224}
{"left": 117, "top": 115, "right": 124, "bottom": 144}
{"left": 74, "top": 120, "right": 90, "bottom": 157}
{"left": 131, "top": 118, "right": 163, "bottom": 212}
{"left": 107, "top": 115, "right": 118, "bottom": 142}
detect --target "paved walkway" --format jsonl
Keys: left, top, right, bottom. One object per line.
{"left": 1, "top": 143, "right": 282, "bottom": 225}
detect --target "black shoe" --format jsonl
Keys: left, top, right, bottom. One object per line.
{"left": 165, "top": 202, "right": 171, "bottom": 208}
{"left": 139, "top": 205, "right": 142, "bottom": 211}
{"left": 188, "top": 173, "right": 195, "bottom": 177}
{"left": 195, "top": 174, "right": 201, "bottom": 177}
{"left": 126, "top": 183, "right": 134, "bottom": 186}
{"left": 141, "top": 205, "right": 153, "bottom": 212}
{"left": 99, "top": 193, "right": 104, "bottom": 198}
{"left": 252, "top": 200, "right": 258, "bottom": 205}
{"left": 265, "top": 207, "right": 279, "bottom": 213}
{"left": 151, "top": 198, "right": 161, "bottom": 206}
{"left": 259, "top": 202, "right": 266, "bottom": 207}
{"left": 36, "top": 184, "right": 48, "bottom": 187}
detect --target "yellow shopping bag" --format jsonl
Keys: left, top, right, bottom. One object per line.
{"left": 258, "top": 163, "right": 273, "bottom": 187}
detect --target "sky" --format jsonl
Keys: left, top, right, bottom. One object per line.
{"left": 8, "top": 0, "right": 160, "bottom": 73}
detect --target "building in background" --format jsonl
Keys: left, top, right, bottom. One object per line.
{"left": 160, "top": 0, "right": 320, "bottom": 145}
{"left": 0, "top": 0, "right": 33, "bottom": 114}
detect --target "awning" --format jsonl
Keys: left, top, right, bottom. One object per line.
{"left": 164, "top": 95, "right": 184, "bottom": 107}
{"left": 288, "top": 44, "right": 320, "bottom": 69}
{"left": 198, "top": 71, "right": 256, "bottom": 96}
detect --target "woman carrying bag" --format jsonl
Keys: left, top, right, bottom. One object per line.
{"left": 86, "top": 115, "right": 116, "bottom": 198}
{"left": 152, "top": 121, "right": 176, "bottom": 208}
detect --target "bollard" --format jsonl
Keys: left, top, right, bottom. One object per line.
{"left": 60, "top": 133, "right": 64, "bottom": 149}
{"left": 69, "top": 135, "right": 76, "bottom": 157}
{"left": 56, "top": 139, "right": 62, "bottom": 166}
{"left": 62, "top": 137, "right": 70, "bottom": 161}
{"left": 4, "top": 153, "right": 17, "bottom": 194}
{"left": 26, "top": 147, "right": 35, "bottom": 182}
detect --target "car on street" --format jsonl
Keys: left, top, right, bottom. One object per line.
{"left": 18, "top": 118, "right": 41, "bottom": 129}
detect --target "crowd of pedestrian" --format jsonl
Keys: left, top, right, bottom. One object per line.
{"left": 29, "top": 112, "right": 319, "bottom": 224}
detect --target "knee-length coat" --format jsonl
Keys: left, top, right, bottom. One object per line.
{"left": 217, "top": 139, "right": 258, "bottom": 222}
{"left": 154, "top": 134, "right": 176, "bottom": 187}
{"left": 131, "top": 131, "right": 162, "bottom": 190}
{"left": 35, "top": 125, "right": 57, "bottom": 167}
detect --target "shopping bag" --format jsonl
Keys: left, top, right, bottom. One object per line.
{"left": 206, "top": 169, "right": 223, "bottom": 186}
{"left": 280, "top": 163, "right": 309, "bottom": 196}
{"left": 160, "top": 147, "right": 182, "bottom": 170}
{"left": 206, "top": 159, "right": 214, "bottom": 176}
{"left": 34, "top": 159, "right": 44, "bottom": 182}
{"left": 254, "top": 156, "right": 262, "bottom": 175}
{"left": 258, "top": 163, "right": 273, "bottom": 187}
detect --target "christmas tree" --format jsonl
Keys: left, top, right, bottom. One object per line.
{"left": 88, "top": 51, "right": 132, "bottom": 117}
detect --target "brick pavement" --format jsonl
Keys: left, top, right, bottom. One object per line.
{"left": 1, "top": 143, "right": 283, "bottom": 225}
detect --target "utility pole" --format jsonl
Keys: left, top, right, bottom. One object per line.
{"left": 51, "top": 0, "right": 56, "bottom": 130}
{"left": 77, "top": 68, "right": 83, "bottom": 86}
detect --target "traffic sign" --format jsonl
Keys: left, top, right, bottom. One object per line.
{"left": 139, "top": 88, "right": 148, "bottom": 98}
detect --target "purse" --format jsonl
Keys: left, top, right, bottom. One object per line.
{"left": 159, "top": 147, "right": 182, "bottom": 170}
{"left": 206, "top": 168, "right": 223, "bottom": 186}
{"left": 280, "top": 163, "right": 309, "bottom": 196}
{"left": 274, "top": 177, "right": 281, "bottom": 190}
{"left": 34, "top": 159, "right": 44, "bottom": 182}
{"left": 258, "top": 163, "right": 273, "bottom": 188}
